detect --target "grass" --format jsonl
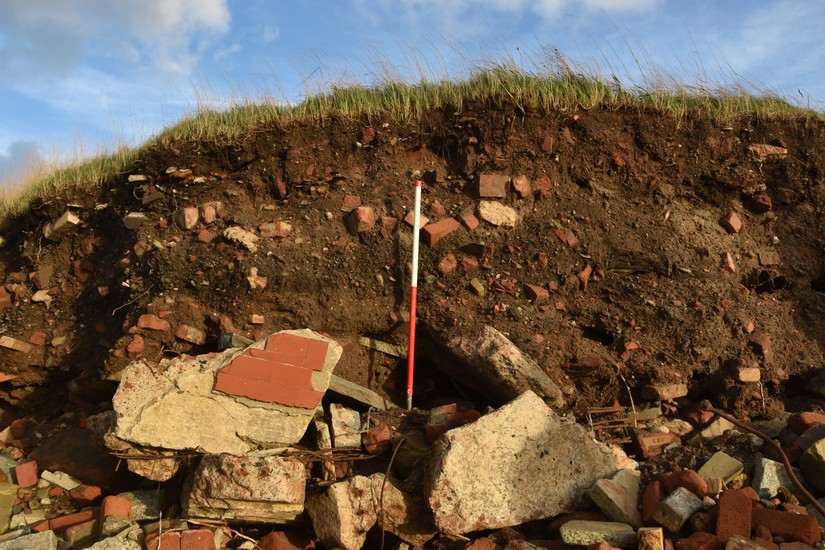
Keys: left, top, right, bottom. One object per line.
{"left": 0, "top": 50, "right": 816, "bottom": 223}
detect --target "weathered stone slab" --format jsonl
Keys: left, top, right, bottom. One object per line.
{"left": 306, "top": 475, "right": 376, "bottom": 550}
{"left": 183, "top": 452, "right": 306, "bottom": 523}
{"left": 590, "top": 469, "right": 642, "bottom": 528}
{"left": 425, "top": 391, "right": 631, "bottom": 534}
{"left": 0, "top": 530, "right": 58, "bottom": 549}
{"left": 560, "top": 520, "right": 637, "bottom": 548}
{"left": 109, "top": 329, "right": 341, "bottom": 460}
{"left": 433, "top": 325, "right": 564, "bottom": 408}
{"left": 752, "top": 457, "right": 798, "bottom": 499}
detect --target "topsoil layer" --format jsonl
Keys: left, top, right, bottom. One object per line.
{"left": 2, "top": 101, "right": 825, "bottom": 434}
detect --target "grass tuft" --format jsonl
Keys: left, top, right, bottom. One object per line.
{"left": 0, "top": 50, "right": 817, "bottom": 223}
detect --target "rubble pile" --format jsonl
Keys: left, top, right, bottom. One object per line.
{"left": 0, "top": 329, "right": 819, "bottom": 548}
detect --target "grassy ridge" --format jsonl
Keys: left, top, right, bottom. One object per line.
{"left": 0, "top": 55, "right": 812, "bottom": 222}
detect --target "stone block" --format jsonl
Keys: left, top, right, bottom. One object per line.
{"left": 123, "top": 212, "right": 149, "bottom": 229}
{"left": 369, "top": 474, "right": 437, "bottom": 546}
{"left": 698, "top": 452, "right": 744, "bottom": 483}
{"left": 43, "top": 210, "right": 80, "bottom": 241}
{"left": 478, "top": 201, "right": 518, "bottom": 228}
{"left": 652, "top": 487, "right": 704, "bottom": 532}
{"left": 641, "top": 383, "right": 688, "bottom": 401}
{"left": 638, "top": 527, "right": 664, "bottom": 550}
{"left": 0, "top": 531, "right": 60, "bottom": 550}
{"left": 432, "top": 325, "right": 564, "bottom": 408}
{"left": 425, "top": 391, "right": 631, "bottom": 535}
{"left": 330, "top": 403, "right": 361, "bottom": 448}
{"left": 800, "top": 438, "right": 825, "bottom": 490}
{"left": 559, "top": 520, "right": 637, "bottom": 548}
{"left": 589, "top": 469, "right": 642, "bottom": 528}
{"left": 183, "top": 453, "right": 306, "bottom": 523}
{"left": 306, "top": 475, "right": 376, "bottom": 550}
{"left": 0, "top": 337, "right": 32, "bottom": 354}
{"left": 752, "top": 457, "right": 797, "bottom": 499}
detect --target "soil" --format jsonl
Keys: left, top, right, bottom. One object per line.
{"left": 2, "top": 100, "right": 825, "bottom": 543}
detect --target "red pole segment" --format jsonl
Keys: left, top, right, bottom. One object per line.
{"left": 406, "top": 179, "right": 423, "bottom": 410}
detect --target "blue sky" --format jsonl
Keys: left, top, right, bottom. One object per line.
{"left": 1, "top": 0, "right": 823, "bottom": 189}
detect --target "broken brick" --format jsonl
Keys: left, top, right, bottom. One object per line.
{"left": 512, "top": 175, "right": 532, "bottom": 198}
{"left": 751, "top": 507, "right": 820, "bottom": 546}
{"left": 100, "top": 494, "right": 132, "bottom": 520}
{"left": 341, "top": 195, "right": 361, "bottom": 212}
{"left": 524, "top": 284, "right": 549, "bottom": 304}
{"left": 175, "top": 324, "right": 207, "bottom": 346}
{"left": 177, "top": 207, "right": 199, "bottom": 229}
{"left": 437, "top": 254, "right": 458, "bottom": 276}
{"left": 29, "top": 332, "right": 47, "bottom": 346}
{"left": 642, "top": 480, "right": 666, "bottom": 524}
{"left": 722, "top": 253, "right": 736, "bottom": 273}
{"left": 362, "top": 424, "right": 392, "bottom": 454}
{"left": 461, "top": 256, "right": 479, "bottom": 271}
{"left": 578, "top": 265, "right": 593, "bottom": 290}
{"left": 126, "top": 335, "right": 145, "bottom": 355}
{"left": 145, "top": 531, "right": 181, "bottom": 550}
{"left": 751, "top": 195, "right": 773, "bottom": 213}
{"left": 346, "top": 207, "right": 375, "bottom": 234}
{"left": 661, "top": 469, "right": 707, "bottom": 498}
{"left": 259, "top": 221, "right": 292, "bottom": 238}
{"left": 720, "top": 212, "right": 743, "bottom": 234}
{"left": 748, "top": 332, "right": 772, "bottom": 358}
{"left": 533, "top": 176, "right": 553, "bottom": 199}
{"left": 403, "top": 211, "right": 429, "bottom": 228}
{"left": 422, "top": 218, "right": 460, "bottom": 247}
{"left": 478, "top": 174, "right": 509, "bottom": 198}
{"left": 181, "top": 529, "right": 216, "bottom": 550}
{"left": 196, "top": 229, "right": 215, "bottom": 243}
{"left": 137, "top": 314, "right": 171, "bottom": 332}
{"left": 69, "top": 484, "right": 102, "bottom": 506}
{"left": 788, "top": 412, "right": 825, "bottom": 435}
{"left": 14, "top": 460, "right": 37, "bottom": 488}
{"left": 716, "top": 490, "right": 754, "bottom": 543}
{"left": 458, "top": 209, "right": 480, "bottom": 231}
{"left": 676, "top": 532, "right": 723, "bottom": 550}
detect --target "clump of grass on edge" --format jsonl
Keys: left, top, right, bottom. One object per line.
{"left": 0, "top": 49, "right": 817, "bottom": 224}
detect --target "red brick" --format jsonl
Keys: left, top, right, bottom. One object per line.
{"left": 266, "top": 333, "right": 310, "bottom": 356}
{"left": 642, "top": 480, "right": 665, "bottom": 524}
{"left": 214, "top": 372, "right": 323, "bottom": 409}
{"left": 720, "top": 211, "right": 743, "bottom": 234}
{"left": 458, "top": 209, "right": 480, "bottom": 231}
{"left": 524, "top": 284, "right": 549, "bottom": 304}
{"left": 346, "top": 207, "right": 375, "bottom": 234}
{"left": 259, "top": 221, "right": 292, "bottom": 238}
{"left": 28, "top": 332, "right": 47, "bottom": 346}
{"left": 380, "top": 216, "right": 399, "bottom": 232}
{"left": 341, "top": 195, "right": 361, "bottom": 212}
{"left": 661, "top": 469, "right": 707, "bottom": 498}
{"left": 754, "top": 525, "right": 779, "bottom": 550}
{"left": 403, "top": 211, "right": 429, "bottom": 228}
{"left": 636, "top": 432, "right": 680, "bottom": 459}
{"left": 196, "top": 229, "right": 215, "bottom": 243}
{"left": 181, "top": 528, "right": 216, "bottom": 550}
{"left": 146, "top": 531, "right": 182, "bottom": 550}
{"left": 751, "top": 194, "right": 773, "bottom": 213}
{"left": 126, "top": 334, "right": 144, "bottom": 355}
{"left": 362, "top": 424, "right": 392, "bottom": 454}
{"left": 478, "top": 174, "right": 509, "bottom": 198}
{"left": 100, "top": 495, "right": 131, "bottom": 520}
{"left": 676, "top": 532, "right": 723, "bottom": 550}
{"left": 426, "top": 406, "right": 481, "bottom": 443}
{"left": 137, "top": 314, "right": 170, "bottom": 332}
{"left": 749, "top": 332, "right": 772, "bottom": 358}
{"left": 422, "top": 218, "right": 460, "bottom": 247}
{"left": 14, "top": 460, "right": 37, "bottom": 488}
{"left": 437, "top": 254, "right": 458, "bottom": 276}
{"left": 787, "top": 412, "right": 825, "bottom": 435}
{"left": 461, "top": 256, "right": 479, "bottom": 271}
{"left": 0, "top": 288, "right": 11, "bottom": 310}
{"left": 49, "top": 509, "right": 98, "bottom": 534}
{"left": 69, "top": 484, "right": 102, "bottom": 505}
{"left": 512, "top": 175, "right": 531, "bottom": 198}
{"left": 258, "top": 530, "right": 316, "bottom": 550}
{"left": 752, "top": 507, "right": 820, "bottom": 546}
{"left": 304, "top": 340, "right": 329, "bottom": 372}
{"left": 716, "top": 489, "right": 753, "bottom": 542}
{"left": 175, "top": 324, "right": 206, "bottom": 345}
{"left": 245, "top": 348, "right": 305, "bottom": 368}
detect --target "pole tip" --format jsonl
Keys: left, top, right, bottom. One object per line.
{"left": 406, "top": 395, "right": 412, "bottom": 411}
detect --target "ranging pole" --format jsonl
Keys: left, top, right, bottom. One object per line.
{"left": 406, "top": 179, "right": 423, "bottom": 410}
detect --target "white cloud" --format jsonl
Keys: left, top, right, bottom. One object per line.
{"left": 0, "top": 0, "right": 230, "bottom": 82}
{"left": 262, "top": 26, "right": 280, "bottom": 44}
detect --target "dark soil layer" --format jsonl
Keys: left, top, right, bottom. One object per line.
{"left": 2, "top": 101, "right": 825, "bottom": 431}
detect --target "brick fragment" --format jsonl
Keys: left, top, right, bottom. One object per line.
{"left": 0, "top": 287, "right": 11, "bottom": 309}
{"left": 661, "top": 469, "right": 707, "bottom": 498}
{"left": 29, "top": 332, "right": 47, "bottom": 346}
{"left": 181, "top": 528, "right": 216, "bottom": 550}
{"left": 512, "top": 175, "right": 532, "bottom": 198}
{"left": 788, "top": 412, "right": 825, "bottom": 435}
{"left": 437, "top": 254, "right": 458, "bottom": 276}
{"left": 341, "top": 195, "right": 361, "bottom": 212}
{"left": 478, "top": 174, "right": 509, "bottom": 198}
{"left": 196, "top": 229, "right": 215, "bottom": 243}
{"left": 748, "top": 332, "right": 772, "bottom": 358}
{"left": 49, "top": 509, "right": 98, "bottom": 534}
{"left": 177, "top": 207, "right": 199, "bottom": 229}
{"left": 137, "top": 314, "right": 171, "bottom": 332}
{"left": 259, "top": 221, "right": 292, "bottom": 238}
{"left": 524, "top": 284, "right": 549, "bottom": 304}
{"left": 14, "top": 460, "right": 37, "bottom": 488}
{"left": 69, "top": 484, "right": 102, "bottom": 505}
{"left": 533, "top": 176, "right": 552, "bottom": 199}
{"left": 752, "top": 507, "right": 820, "bottom": 546}
{"left": 100, "top": 494, "right": 131, "bottom": 521}
{"left": 362, "top": 424, "right": 392, "bottom": 454}
{"left": 636, "top": 431, "right": 680, "bottom": 459}
{"left": 346, "top": 207, "right": 375, "bottom": 234}
{"left": 146, "top": 531, "right": 182, "bottom": 550}
{"left": 422, "top": 218, "right": 460, "bottom": 247}
{"left": 720, "top": 212, "right": 743, "bottom": 233}
{"left": 676, "top": 532, "right": 723, "bottom": 550}
{"left": 751, "top": 195, "right": 773, "bottom": 213}
{"left": 642, "top": 383, "right": 688, "bottom": 401}
{"left": 458, "top": 209, "right": 480, "bottom": 231}
{"left": 403, "top": 211, "right": 429, "bottom": 228}
{"left": 175, "top": 324, "right": 207, "bottom": 346}
{"left": 716, "top": 489, "right": 752, "bottom": 542}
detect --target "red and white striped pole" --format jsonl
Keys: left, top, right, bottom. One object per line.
{"left": 406, "top": 179, "right": 423, "bottom": 410}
